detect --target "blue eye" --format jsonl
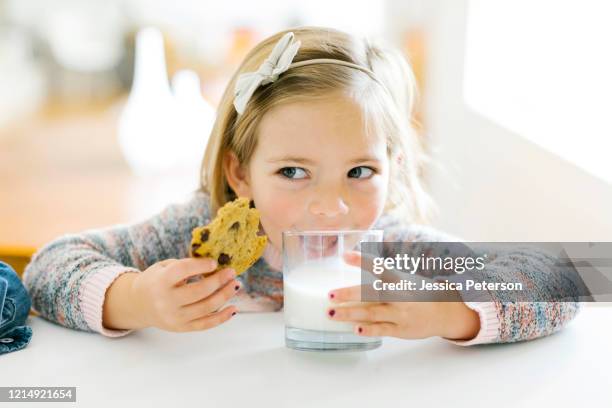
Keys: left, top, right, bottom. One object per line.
{"left": 279, "top": 167, "right": 308, "bottom": 179}
{"left": 348, "top": 166, "right": 375, "bottom": 179}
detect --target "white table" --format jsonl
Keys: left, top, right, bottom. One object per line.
{"left": 2, "top": 306, "right": 611, "bottom": 407}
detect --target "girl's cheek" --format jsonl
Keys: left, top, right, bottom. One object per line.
{"left": 352, "top": 181, "right": 388, "bottom": 227}
{"left": 255, "top": 191, "right": 303, "bottom": 242}
{"left": 261, "top": 195, "right": 300, "bottom": 222}
{"left": 355, "top": 196, "right": 385, "bottom": 228}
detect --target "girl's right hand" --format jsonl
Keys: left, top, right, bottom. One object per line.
{"left": 130, "top": 257, "right": 241, "bottom": 332}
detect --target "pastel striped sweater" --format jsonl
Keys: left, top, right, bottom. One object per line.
{"left": 23, "top": 191, "right": 580, "bottom": 345}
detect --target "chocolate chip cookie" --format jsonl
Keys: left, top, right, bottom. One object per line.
{"left": 190, "top": 197, "right": 267, "bottom": 275}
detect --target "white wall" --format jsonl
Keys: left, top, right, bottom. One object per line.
{"left": 421, "top": 0, "right": 612, "bottom": 241}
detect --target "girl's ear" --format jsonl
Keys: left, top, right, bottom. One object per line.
{"left": 223, "top": 150, "right": 252, "bottom": 198}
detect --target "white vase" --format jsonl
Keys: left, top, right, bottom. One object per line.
{"left": 118, "top": 27, "right": 179, "bottom": 176}
{"left": 171, "top": 69, "right": 216, "bottom": 179}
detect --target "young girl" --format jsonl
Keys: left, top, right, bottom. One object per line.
{"left": 23, "top": 27, "right": 579, "bottom": 345}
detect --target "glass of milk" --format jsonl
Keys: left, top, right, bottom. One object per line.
{"left": 282, "top": 229, "right": 383, "bottom": 351}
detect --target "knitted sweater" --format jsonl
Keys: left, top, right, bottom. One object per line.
{"left": 23, "top": 191, "right": 580, "bottom": 345}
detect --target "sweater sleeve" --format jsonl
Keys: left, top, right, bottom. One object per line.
{"left": 380, "top": 220, "right": 581, "bottom": 346}
{"left": 22, "top": 190, "right": 212, "bottom": 337}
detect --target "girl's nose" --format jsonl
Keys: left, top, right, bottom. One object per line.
{"left": 308, "top": 190, "right": 349, "bottom": 218}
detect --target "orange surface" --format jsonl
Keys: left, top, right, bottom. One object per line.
{"left": 0, "top": 99, "right": 199, "bottom": 260}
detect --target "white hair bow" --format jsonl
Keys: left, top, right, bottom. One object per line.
{"left": 233, "top": 32, "right": 301, "bottom": 115}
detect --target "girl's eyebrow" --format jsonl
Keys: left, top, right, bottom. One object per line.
{"left": 267, "top": 156, "right": 315, "bottom": 164}
{"left": 267, "top": 156, "right": 381, "bottom": 165}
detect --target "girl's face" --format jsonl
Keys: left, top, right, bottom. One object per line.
{"left": 227, "top": 93, "right": 389, "bottom": 250}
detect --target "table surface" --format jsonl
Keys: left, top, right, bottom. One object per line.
{"left": 2, "top": 305, "right": 611, "bottom": 408}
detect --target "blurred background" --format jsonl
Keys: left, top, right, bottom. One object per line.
{"left": 1, "top": 0, "right": 611, "bottom": 274}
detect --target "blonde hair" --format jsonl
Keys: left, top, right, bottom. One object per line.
{"left": 200, "top": 26, "right": 435, "bottom": 224}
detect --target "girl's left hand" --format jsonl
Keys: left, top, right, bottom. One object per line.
{"left": 327, "top": 252, "right": 481, "bottom": 341}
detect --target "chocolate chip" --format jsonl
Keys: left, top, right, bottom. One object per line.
{"left": 200, "top": 229, "right": 210, "bottom": 242}
{"left": 230, "top": 221, "right": 240, "bottom": 230}
{"left": 218, "top": 253, "right": 231, "bottom": 265}
{"left": 256, "top": 223, "right": 265, "bottom": 236}
{"left": 249, "top": 200, "right": 255, "bottom": 209}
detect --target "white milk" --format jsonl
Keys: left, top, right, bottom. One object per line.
{"left": 284, "top": 257, "right": 363, "bottom": 332}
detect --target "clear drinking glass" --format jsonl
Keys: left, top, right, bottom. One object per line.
{"left": 282, "top": 229, "right": 384, "bottom": 352}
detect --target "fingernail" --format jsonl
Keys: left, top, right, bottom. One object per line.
{"left": 234, "top": 284, "right": 240, "bottom": 291}
{"left": 358, "top": 326, "right": 363, "bottom": 334}
{"left": 328, "top": 309, "right": 335, "bottom": 317}
{"left": 329, "top": 292, "right": 335, "bottom": 299}
{"left": 231, "top": 311, "right": 237, "bottom": 316}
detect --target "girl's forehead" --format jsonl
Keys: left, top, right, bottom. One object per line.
{"left": 256, "top": 95, "right": 385, "bottom": 158}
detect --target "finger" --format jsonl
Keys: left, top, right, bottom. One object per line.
{"left": 164, "top": 257, "right": 219, "bottom": 286}
{"left": 328, "top": 303, "right": 396, "bottom": 323}
{"left": 158, "top": 259, "right": 178, "bottom": 268}
{"left": 174, "top": 268, "right": 237, "bottom": 306}
{"left": 180, "top": 278, "right": 241, "bottom": 320}
{"left": 354, "top": 322, "right": 398, "bottom": 337}
{"left": 328, "top": 284, "right": 363, "bottom": 303}
{"left": 183, "top": 305, "right": 238, "bottom": 332}
{"left": 343, "top": 250, "right": 403, "bottom": 284}
{"left": 343, "top": 250, "right": 361, "bottom": 268}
